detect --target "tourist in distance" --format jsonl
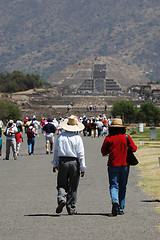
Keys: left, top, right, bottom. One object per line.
{"left": 15, "top": 128, "right": 23, "bottom": 155}
{"left": 43, "top": 118, "right": 57, "bottom": 154}
{"left": 3, "top": 120, "right": 18, "bottom": 160}
{"left": 27, "top": 123, "right": 37, "bottom": 155}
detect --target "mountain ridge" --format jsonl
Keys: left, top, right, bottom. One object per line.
{"left": 0, "top": 0, "right": 160, "bottom": 80}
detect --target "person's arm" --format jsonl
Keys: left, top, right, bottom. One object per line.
{"left": 3, "top": 127, "right": 7, "bottom": 136}
{"left": 33, "top": 127, "right": 37, "bottom": 135}
{"left": 101, "top": 137, "right": 110, "bottom": 156}
{"left": 51, "top": 137, "right": 59, "bottom": 173}
{"left": 77, "top": 137, "right": 86, "bottom": 177}
{"left": 127, "top": 135, "right": 137, "bottom": 152}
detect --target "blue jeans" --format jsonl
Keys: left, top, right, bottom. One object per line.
{"left": 108, "top": 165, "right": 130, "bottom": 212}
{"left": 27, "top": 137, "right": 35, "bottom": 154}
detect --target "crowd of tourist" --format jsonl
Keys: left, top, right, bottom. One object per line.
{"left": 0, "top": 115, "right": 112, "bottom": 160}
{"left": 0, "top": 114, "right": 112, "bottom": 159}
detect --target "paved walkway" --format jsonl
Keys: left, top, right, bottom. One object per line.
{"left": 0, "top": 133, "right": 159, "bottom": 240}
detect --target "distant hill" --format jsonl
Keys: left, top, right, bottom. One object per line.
{"left": 0, "top": 0, "right": 160, "bottom": 81}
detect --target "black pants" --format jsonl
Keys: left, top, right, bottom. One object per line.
{"left": 57, "top": 157, "right": 80, "bottom": 214}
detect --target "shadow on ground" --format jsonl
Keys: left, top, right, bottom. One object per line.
{"left": 24, "top": 212, "right": 113, "bottom": 217}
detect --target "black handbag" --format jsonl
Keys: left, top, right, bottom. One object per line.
{"left": 126, "top": 135, "right": 139, "bottom": 166}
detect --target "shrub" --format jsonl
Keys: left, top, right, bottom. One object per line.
{"left": 0, "top": 100, "right": 22, "bottom": 122}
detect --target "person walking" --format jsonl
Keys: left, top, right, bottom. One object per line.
{"left": 0, "top": 119, "right": 4, "bottom": 135}
{"left": 0, "top": 133, "right": 5, "bottom": 156}
{"left": 82, "top": 116, "right": 88, "bottom": 136}
{"left": 3, "top": 120, "right": 18, "bottom": 160}
{"left": 27, "top": 123, "right": 37, "bottom": 155}
{"left": 24, "top": 117, "right": 29, "bottom": 133}
{"left": 90, "top": 118, "right": 97, "bottom": 138}
{"left": 15, "top": 129, "right": 23, "bottom": 155}
{"left": 101, "top": 118, "right": 137, "bottom": 216}
{"left": 52, "top": 115, "right": 86, "bottom": 215}
{"left": 43, "top": 118, "right": 57, "bottom": 154}
{"left": 32, "top": 116, "right": 39, "bottom": 135}
{"left": 96, "top": 118, "right": 103, "bottom": 137}
{"left": 16, "top": 119, "right": 23, "bottom": 133}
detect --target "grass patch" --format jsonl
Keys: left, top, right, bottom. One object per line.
{"left": 127, "top": 127, "right": 160, "bottom": 141}
{"left": 135, "top": 146, "right": 160, "bottom": 222}
{"left": 129, "top": 128, "right": 160, "bottom": 225}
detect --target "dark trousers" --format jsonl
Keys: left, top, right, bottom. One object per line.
{"left": 57, "top": 158, "right": 80, "bottom": 214}
{"left": 97, "top": 127, "right": 102, "bottom": 137}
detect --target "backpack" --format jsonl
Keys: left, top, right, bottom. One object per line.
{"left": 27, "top": 128, "right": 34, "bottom": 138}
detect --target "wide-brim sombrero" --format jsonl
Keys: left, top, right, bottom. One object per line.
{"left": 60, "top": 115, "right": 84, "bottom": 132}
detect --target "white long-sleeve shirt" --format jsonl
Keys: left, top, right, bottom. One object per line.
{"left": 52, "top": 131, "right": 86, "bottom": 172}
{"left": 4, "top": 124, "right": 18, "bottom": 140}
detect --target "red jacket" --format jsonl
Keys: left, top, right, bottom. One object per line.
{"left": 15, "top": 132, "right": 23, "bottom": 143}
{"left": 101, "top": 134, "right": 137, "bottom": 167}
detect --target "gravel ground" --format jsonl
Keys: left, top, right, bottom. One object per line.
{"left": 0, "top": 132, "right": 159, "bottom": 240}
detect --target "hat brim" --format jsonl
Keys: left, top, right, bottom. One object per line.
{"left": 60, "top": 120, "right": 84, "bottom": 132}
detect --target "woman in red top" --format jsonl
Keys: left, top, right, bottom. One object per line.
{"left": 101, "top": 118, "right": 137, "bottom": 216}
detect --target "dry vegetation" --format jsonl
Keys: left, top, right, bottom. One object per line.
{"left": 135, "top": 146, "right": 160, "bottom": 231}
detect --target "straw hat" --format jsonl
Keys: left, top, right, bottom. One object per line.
{"left": 9, "top": 120, "right": 14, "bottom": 124}
{"left": 109, "top": 118, "right": 126, "bottom": 127}
{"left": 60, "top": 115, "right": 84, "bottom": 132}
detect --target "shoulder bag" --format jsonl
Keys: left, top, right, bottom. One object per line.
{"left": 126, "top": 134, "right": 139, "bottom": 166}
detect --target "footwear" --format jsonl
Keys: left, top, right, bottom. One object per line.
{"left": 56, "top": 200, "right": 66, "bottom": 214}
{"left": 117, "top": 211, "right": 124, "bottom": 215}
{"left": 112, "top": 201, "right": 118, "bottom": 216}
{"left": 14, "top": 157, "right": 17, "bottom": 160}
{"left": 50, "top": 151, "right": 53, "bottom": 154}
{"left": 68, "top": 210, "right": 77, "bottom": 215}
{"left": 3, "top": 158, "right": 9, "bottom": 160}
{"left": 46, "top": 150, "right": 49, "bottom": 154}
{"left": 29, "top": 152, "right": 31, "bottom": 155}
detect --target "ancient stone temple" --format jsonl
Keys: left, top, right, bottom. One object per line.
{"left": 77, "top": 64, "right": 121, "bottom": 94}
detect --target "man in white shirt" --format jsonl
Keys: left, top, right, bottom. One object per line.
{"left": 3, "top": 120, "right": 18, "bottom": 160}
{"left": 32, "top": 116, "right": 39, "bottom": 134}
{"left": 96, "top": 118, "right": 103, "bottom": 137}
{"left": 52, "top": 115, "right": 86, "bottom": 215}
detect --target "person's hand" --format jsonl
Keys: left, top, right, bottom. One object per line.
{"left": 53, "top": 167, "right": 57, "bottom": 173}
{"left": 81, "top": 172, "right": 85, "bottom": 177}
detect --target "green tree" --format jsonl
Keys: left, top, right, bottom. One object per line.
{"left": 111, "top": 100, "right": 137, "bottom": 124}
{"left": 137, "top": 102, "right": 160, "bottom": 126}
{"left": 2, "top": 81, "right": 20, "bottom": 93}
{"left": 0, "top": 71, "right": 43, "bottom": 93}
{"left": 0, "top": 100, "right": 22, "bottom": 122}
